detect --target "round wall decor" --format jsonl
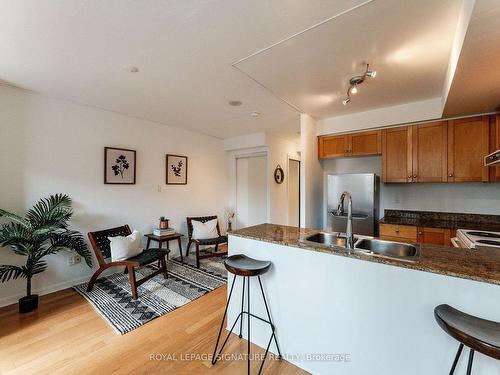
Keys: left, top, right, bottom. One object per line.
{"left": 274, "top": 165, "right": 285, "bottom": 184}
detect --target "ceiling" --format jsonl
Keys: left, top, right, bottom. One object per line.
{"left": 0, "top": 0, "right": 497, "bottom": 139}
{"left": 235, "top": 0, "right": 462, "bottom": 118}
{"left": 443, "top": 0, "right": 500, "bottom": 116}
{"left": 0, "top": 0, "right": 367, "bottom": 138}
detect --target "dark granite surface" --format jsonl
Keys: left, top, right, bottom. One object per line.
{"left": 380, "top": 210, "right": 500, "bottom": 232}
{"left": 229, "top": 223, "right": 500, "bottom": 286}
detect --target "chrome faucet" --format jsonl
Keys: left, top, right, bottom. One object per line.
{"left": 336, "top": 191, "right": 354, "bottom": 250}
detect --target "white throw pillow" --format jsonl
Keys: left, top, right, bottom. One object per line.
{"left": 192, "top": 219, "right": 218, "bottom": 240}
{"left": 109, "top": 230, "right": 142, "bottom": 261}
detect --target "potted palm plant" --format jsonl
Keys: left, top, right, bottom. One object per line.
{"left": 0, "top": 194, "right": 92, "bottom": 313}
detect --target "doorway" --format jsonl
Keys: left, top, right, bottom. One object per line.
{"left": 236, "top": 153, "right": 268, "bottom": 229}
{"left": 288, "top": 158, "right": 300, "bottom": 227}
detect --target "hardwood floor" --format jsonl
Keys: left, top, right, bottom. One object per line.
{"left": 0, "top": 286, "right": 308, "bottom": 375}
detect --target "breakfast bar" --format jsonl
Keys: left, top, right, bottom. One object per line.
{"left": 227, "top": 224, "right": 500, "bottom": 375}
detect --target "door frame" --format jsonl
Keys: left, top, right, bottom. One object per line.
{"left": 287, "top": 155, "right": 301, "bottom": 227}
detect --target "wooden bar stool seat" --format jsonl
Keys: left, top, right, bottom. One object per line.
{"left": 434, "top": 304, "right": 500, "bottom": 374}
{"left": 212, "top": 254, "right": 281, "bottom": 374}
{"left": 224, "top": 254, "right": 271, "bottom": 276}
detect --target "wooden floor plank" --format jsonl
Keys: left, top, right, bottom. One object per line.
{"left": 0, "top": 286, "right": 309, "bottom": 374}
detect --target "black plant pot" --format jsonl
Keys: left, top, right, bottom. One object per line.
{"left": 19, "top": 294, "right": 39, "bottom": 313}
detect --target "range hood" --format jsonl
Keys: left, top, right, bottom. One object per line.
{"left": 485, "top": 149, "right": 500, "bottom": 166}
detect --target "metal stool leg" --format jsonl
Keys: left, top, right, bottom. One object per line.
{"left": 448, "top": 343, "right": 463, "bottom": 375}
{"left": 466, "top": 349, "right": 474, "bottom": 375}
{"left": 239, "top": 276, "right": 245, "bottom": 338}
{"left": 247, "top": 276, "right": 251, "bottom": 375}
{"left": 211, "top": 274, "right": 237, "bottom": 365}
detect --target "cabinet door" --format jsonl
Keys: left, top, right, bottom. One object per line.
{"left": 447, "top": 116, "right": 489, "bottom": 182}
{"left": 348, "top": 130, "right": 382, "bottom": 156}
{"left": 318, "top": 135, "right": 348, "bottom": 159}
{"left": 382, "top": 126, "right": 412, "bottom": 183}
{"left": 412, "top": 121, "right": 447, "bottom": 182}
{"left": 490, "top": 114, "right": 500, "bottom": 182}
{"left": 380, "top": 224, "right": 417, "bottom": 242}
{"left": 417, "top": 227, "right": 451, "bottom": 246}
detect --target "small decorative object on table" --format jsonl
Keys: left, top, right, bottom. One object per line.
{"left": 159, "top": 216, "right": 169, "bottom": 229}
{"left": 224, "top": 207, "right": 235, "bottom": 232}
{"left": 0, "top": 194, "right": 92, "bottom": 313}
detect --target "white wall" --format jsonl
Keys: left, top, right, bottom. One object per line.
{"left": 300, "top": 113, "right": 323, "bottom": 228}
{"left": 322, "top": 156, "right": 500, "bottom": 216}
{"left": 316, "top": 98, "right": 442, "bottom": 136}
{"left": 0, "top": 85, "right": 229, "bottom": 307}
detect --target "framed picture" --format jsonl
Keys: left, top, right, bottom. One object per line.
{"left": 104, "top": 147, "right": 136, "bottom": 184}
{"left": 166, "top": 154, "right": 188, "bottom": 185}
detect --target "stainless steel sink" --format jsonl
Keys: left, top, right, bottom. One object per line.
{"left": 354, "top": 238, "right": 420, "bottom": 261}
{"left": 300, "top": 232, "right": 357, "bottom": 248}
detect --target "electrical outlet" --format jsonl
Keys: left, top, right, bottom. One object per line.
{"left": 67, "top": 255, "right": 82, "bottom": 266}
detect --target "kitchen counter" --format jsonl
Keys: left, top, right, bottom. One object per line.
{"left": 227, "top": 225, "right": 500, "bottom": 374}
{"left": 230, "top": 223, "right": 500, "bottom": 285}
{"left": 380, "top": 209, "right": 500, "bottom": 232}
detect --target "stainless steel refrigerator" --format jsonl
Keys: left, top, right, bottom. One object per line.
{"left": 326, "top": 173, "right": 379, "bottom": 236}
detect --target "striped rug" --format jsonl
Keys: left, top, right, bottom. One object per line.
{"left": 73, "top": 257, "right": 227, "bottom": 335}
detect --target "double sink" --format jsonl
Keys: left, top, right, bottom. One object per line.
{"left": 300, "top": 232, "right": 420, "bottom": 262}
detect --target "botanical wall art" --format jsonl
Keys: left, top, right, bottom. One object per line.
{"left": 166, "top": 154, "right": 188, "bottom": 185}
{"left": 104, "top": 147, "right": 136, "bottom": 184}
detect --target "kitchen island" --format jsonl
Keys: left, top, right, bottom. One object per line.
{"left": 227, "top": 224, "right": 500, "bottom": 375}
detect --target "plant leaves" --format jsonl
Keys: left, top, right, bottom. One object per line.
{"left": 0, "top": 265, "right": 27, "bottom": 282}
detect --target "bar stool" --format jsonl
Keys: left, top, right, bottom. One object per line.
{"left": 211, "top": 254, "right": 282, "bottom": 374}
{"left": 434, "top": 304, "right": 500, "bottom": 374}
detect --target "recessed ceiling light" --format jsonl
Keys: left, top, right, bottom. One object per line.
{"left": 124, "top": 66, "right": 139, "bottom": 73}
{"left": 228, "top": 100, "right": 242, "bottom": 106}
{"left": 250, "top": 111, "right": 261, "bottom": 117}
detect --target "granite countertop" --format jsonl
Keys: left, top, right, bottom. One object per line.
{"left": 380, "top": 209, "right": 500, "bottom": 232}
{"left": 229, "top": 223, "right": 500, "bottom": 286}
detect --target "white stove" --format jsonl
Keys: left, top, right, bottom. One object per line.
{"left": 453, "top": 229, "right": 500, "bottom": 249}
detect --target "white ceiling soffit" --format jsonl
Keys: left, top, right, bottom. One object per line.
{"left": 234, "top": 0, "right": 463, "bottom": 119}
{"left": 0, "top": 0, "right": 371, "bottom": 139}
{"left": 443, "top": 0, "right": 500, "bottom": 117}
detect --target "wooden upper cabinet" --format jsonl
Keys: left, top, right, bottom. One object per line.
{"left": 382, "top": 126, "right": 412, "bottom": 183}
{"left": 447, "top": 115, "right": 489, "bottom": 182}
{"left": 318, "top": 130, "right": 381, "bottom": 159}
{"left": 412, "top": 121, "right": 448, "bottom": 183}
{"left": 348, "top": 130, "right": 382, "bottom": 156}
{"left": 318, "top": 134, "right": 348, "bottom": 159}
{"left": 490, "top": 114, "right": 500, "bottom": 182}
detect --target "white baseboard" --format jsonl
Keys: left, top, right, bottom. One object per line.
{"left": 0, "top": 275, "right": 90, "bottom": 308}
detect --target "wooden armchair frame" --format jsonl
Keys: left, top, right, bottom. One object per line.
{"left": 87, "top": 225, "right": 169, "bottom": 299}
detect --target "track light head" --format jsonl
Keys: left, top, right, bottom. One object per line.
{"left": 350, "top": 85, "right": 358, "bottom": 95}
{"left": 342, "top": 97, "right": 351, "bottom": 105}
{"left": 366, "top": 70, "right": 377, "bottom": 78}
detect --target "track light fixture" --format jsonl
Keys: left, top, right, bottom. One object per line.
{"left": 342, "top": 63, "right": 377, "bottom": 105}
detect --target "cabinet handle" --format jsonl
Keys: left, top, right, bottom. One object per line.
{"left": 448, "top": 173, "right": 453, "bottom": 177}
{"left": 395, "top": 229, "right": 400, "bottom": 233}
{"left": 407, "top": 175, "right": 412, "bottom": 179}
{"left": 413, "top": 174, "right": 417, "bottom": 179}
{"left": 418, "top": 231, "right": 423, "bottom": 235}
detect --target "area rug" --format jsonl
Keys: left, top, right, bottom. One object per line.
{"left": 73, "top": 257, "right": 227, "bottom": 335}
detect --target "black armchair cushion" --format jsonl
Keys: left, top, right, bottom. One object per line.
{"left": 194, "top": 235, "right": 228, "bottom": 246}
{"left": 128, "top": 248, "right": 169, "bottom": 266}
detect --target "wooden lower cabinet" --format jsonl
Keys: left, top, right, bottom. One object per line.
{"left": 380, "top": 223, "right": 455, "bottom": 246}
{"left": 380, "top": 224, "right": 417, "bottom": 242}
